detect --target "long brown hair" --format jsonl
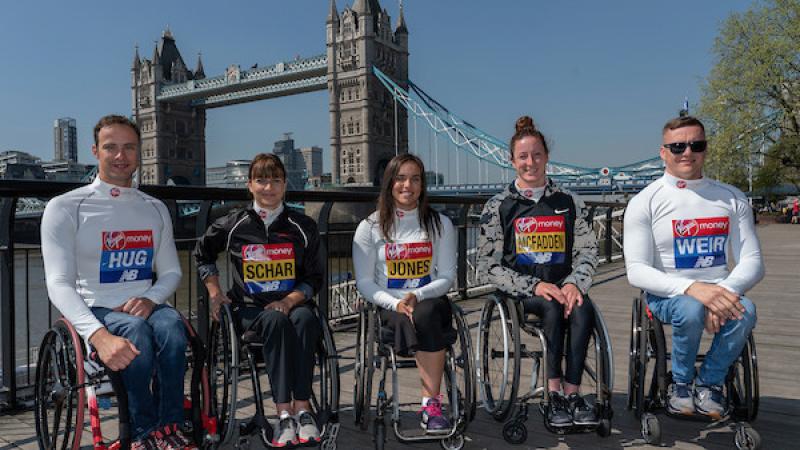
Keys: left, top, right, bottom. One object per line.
{"left": 509, "top": 115, "right": 550, "bottom": 158}
{"left": 376, "top": 154, "right": 442, "bottom": 241}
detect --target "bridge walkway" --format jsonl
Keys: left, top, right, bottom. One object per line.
{"left": 1, "top": 223, "right": 797, "bottom": 449}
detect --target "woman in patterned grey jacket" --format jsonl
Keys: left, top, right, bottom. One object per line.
{"left": 477, "top": 116, "right": 599, "bottom": 428}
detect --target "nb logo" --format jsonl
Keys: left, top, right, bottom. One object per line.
{"left": 694, "top": 256, "right": 715, "bottom": 268}
{"left": 402, "top": 278, "right": 421, "bottom": 289}
{"left": 118, "top": 269, "right": 139, "bottom": 282}
{"left": 554, "top": 209, "right": 569, "bottom": 214}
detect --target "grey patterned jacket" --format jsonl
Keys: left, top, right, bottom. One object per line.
{"left": 477, "top": 179, "right": 599, "bottom": 297}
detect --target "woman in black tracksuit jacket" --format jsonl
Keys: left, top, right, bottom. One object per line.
{"left": 194, "top": 153, "right": 324, "bottom": 447}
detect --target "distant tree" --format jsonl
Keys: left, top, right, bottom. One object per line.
{"left": 754, "top": 134, "right": 800, "bottom": 195}
{"left": 698, "top": 0, "right": 800, "bottom": 187}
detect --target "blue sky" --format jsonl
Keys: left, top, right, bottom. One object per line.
{"left": 0, "top": 0, "right": 754, "bottom": 179}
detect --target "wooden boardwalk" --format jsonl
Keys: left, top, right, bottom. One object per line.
{"left": 1, "top": 223, "right": 798, "bottom": 449}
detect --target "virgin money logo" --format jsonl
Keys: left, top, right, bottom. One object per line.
{"left": 674, "top": 219, "right": 699, "bottom": 237}
{"left": 516, "top": 217, "right": 538, "bottom": 234}
{"left": 244, "top": 245, "right": 268, "bottom": 261}
{"left": 386, "top": 244, "right": 406, "bottom": 260}
{"left": 105, "top": 231, "right": 126, "bottom": 250}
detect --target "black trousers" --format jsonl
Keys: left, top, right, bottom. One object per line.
{"left": 517, "top": 295, "right": 595, "bottom": 385}
{"left": 234, "top": 304, "right": 321, "bottom": 404}
{"left": 378, "top": 296, "right": 456, "bottom": 357}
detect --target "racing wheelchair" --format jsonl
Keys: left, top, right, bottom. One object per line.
{"left": 476, "top": 292, "right": 614, "bottom": 444}
{"left": 34, "top": 313, "right": 215, "bottom": 450}
{"left": 628, "top": 292, "right": 761, "bottom": 449}
{"left": 208, "top": 302, "right": 340, "bottom": 449}
{"left": 352, "top": 300, "right": 476, "bottom": 450}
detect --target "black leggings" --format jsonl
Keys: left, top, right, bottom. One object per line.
{"left": 518, "top": 295, "right": 595, "bottom": 385}
{"left": 234, "top": 304, "right": 321, "bottom": 404}
{"left": 379, "top": 296, "right": 456, "bottom": 357}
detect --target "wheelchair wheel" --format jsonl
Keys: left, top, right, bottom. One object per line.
{"left": 450, "top": 304, "right": 476, "bottom": 424}
{"left": 627, "top": 295, "right": 641, "bottom": 412}
{"left": 354, "top": 302, "right": 376, "bottom": 430}
{"left": 181, "top": 316, "right": 211, "bottom": 446}
{"left": 630, "top": 296, "right": 666, "bottom": 418}
{"left": 311, "top": 307, "right": 341, "bottom": 434}
{"left": 35, "top": 319, "right": 86, "bottom": 450}
{"left": 589, "top": 303, "right": 614, "bottom": 424}
{"left": 728, "top": 334, "right": 759, "bottom": 422}
{"left": 208, "top": 304, "right": 240, "bottom": 446}
{"left": 477, "top": 294, "right": 520, "bottom": 422}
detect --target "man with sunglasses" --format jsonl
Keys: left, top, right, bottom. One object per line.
{"left": 623, "top": 116, "right": 763, "bottom": 419}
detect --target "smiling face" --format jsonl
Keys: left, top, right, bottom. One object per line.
{"left": 511, "top": 135, "right": 549, "bottom": 188}
{"left": 392, "top": 160, "right": 423, "bottom": 210}
{"left": 247, "top": 175, "right": 286, "bottom": 210}
{"left": 660, "top": 125, "right": 706, "bottom": 180}
{"left": 92, "top": 124, "right": 139, "bottom": 187}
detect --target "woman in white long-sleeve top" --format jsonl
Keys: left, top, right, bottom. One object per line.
{"left": 352, "top": 153, "right": 457, "bottom": 433}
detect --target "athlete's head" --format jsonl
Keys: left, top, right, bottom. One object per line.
{"left": 509, "top": 116, "right": 549, "bottom": 189}
{"left": 247, "top": 153, "right": 287, "bottom": 210}
{"left": 91, "top": 115, "right": 141, "bottom": 188}
{"left": 377, "top": 153, "right": 441, "bottom": 240}
{"left": 660, "top": 116, "right": 707, "bottom": 181}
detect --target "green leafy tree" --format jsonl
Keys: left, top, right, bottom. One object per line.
{"left": 698, "top": 0, "right": 800, "bottom": 188}
{"left": 754, "top": 135, "right": 800, "bottom": 195}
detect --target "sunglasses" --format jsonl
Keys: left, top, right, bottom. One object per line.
{"left": 663, "top": 140, "right": 707, "bottom": 154}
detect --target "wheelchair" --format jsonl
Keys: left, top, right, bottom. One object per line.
{"left": 34, "top": 313, "right": 216, "bottom": 450}
{"left": 208, "top": 302, "right": 340, "bottom": 449}
{"left": 352, "top": 299, "right": 476, "bottom": 450}
{"left": 476, "top": 292, "right": 614, "bottom": 444}
{"left": 628, "top": 291, "right": 761, "bottom": 449}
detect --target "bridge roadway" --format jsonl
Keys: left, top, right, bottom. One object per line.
{"left": 0, "top": 223, "right": 797, "bottom": 449}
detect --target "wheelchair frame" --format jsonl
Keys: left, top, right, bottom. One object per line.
{"left": 627, "top": 291, "right": 761, "bottom": 449}
{"left": 34, "top": 314, "right": 216, "bottom": 450}
{"left": 352, "top": 300, "right": 476, "bottom": 450}
{"left": 475, "top": 292, "right": 614, "bottom": 444}
{"left": 207, "top": 302, "right": 340, "bottom": 449}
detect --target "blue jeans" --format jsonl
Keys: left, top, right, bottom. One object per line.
{"left": 646, "top": 293, "right": 756, "bottom": 386}
{"left": 92, "top": 304, "right": 188, "bottom": 440}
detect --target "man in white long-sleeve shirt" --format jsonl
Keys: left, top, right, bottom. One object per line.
{"left": 624, "top": 116, "right": 763, "bottom": 419}
{"left": 41, "top": 115, "right": 192, "bottom": 449}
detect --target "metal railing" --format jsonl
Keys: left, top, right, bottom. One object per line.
{"left": 0, "top": 180, "right": 625, "bottom": 410}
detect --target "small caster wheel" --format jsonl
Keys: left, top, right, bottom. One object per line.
{"left": 596, "top": 418, "right": 612, "bottom": 437}
{"left": 440, "top": 434, "right": 465, "bottom": 450}
{"left": 502, "top": 420, "right": 527, "bottom": 445}
{"left": 321, "top": 438, "right": 337, "bottom": 450}
{"left": 735, "top": 424, "right": 761, "bottom": 450}
{"left": 641, "top": 413, "right": 661, "bottom": 445}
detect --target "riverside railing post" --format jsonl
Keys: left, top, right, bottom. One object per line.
{"left": 316, "top": 201, "right": 335, "bottom": 322}
{"left": 195, "top": 201, "right": 212, "bottom": 343}
{"left": 605, "top": 207, "right": 613, "bottom": 263}
{"left": 457, "top": 205, "right": 468, "bottom": 300}
{"left": 0, "top": 197, "right": 17, "bottom": 409}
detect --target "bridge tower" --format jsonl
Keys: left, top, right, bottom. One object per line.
{"left": 131, "top": 30, "right": 207, "bottom": 185}
{"left": 327, "top": 0, "right": 409, "bottom": 185}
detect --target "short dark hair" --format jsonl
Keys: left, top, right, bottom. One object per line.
{"left": 93, "top": 115, "right": 141, "bottom": 146}
{"left": 248, "top": 153, "right": 287, "bottom": 180}
{"left": 662, "top": 116, "right": 705, "bottom": 135}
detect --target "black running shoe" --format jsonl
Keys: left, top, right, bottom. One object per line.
{"left": 547, "top": 392, "right": 572, "bottom": 428}
{"left": 567, "top": 393, "right": 598, "bottom": 426}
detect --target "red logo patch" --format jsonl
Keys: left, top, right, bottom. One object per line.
{"left": 396, "top": 210, "right": 405, "bottom": 218}
{"left": 110, "top": 187, "right": 120, "bottom": 197}
{"left": 676, "top": 180, "right": 687, "bottom": 189}
{"left": 673, "top": 219, "right": 699, "bottom": 237}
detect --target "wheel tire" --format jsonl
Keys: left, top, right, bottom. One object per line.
{"left": 641, "top": 413, "right": 661, "bottom": 445}
{"left": 353, "top": 304, "right": 367, "bottom": 427}
{"left": 627, "top": 296, "right": 641, "bottom": 412}
{"left": 440, "top": 434, "right": 465, "bottom": 450}
{"left": 373, "top": 419, "right": 386, "bottom": 450}
{"left": 35, "top": 321, "right": 85, "bottom": 450}
{"left": 311, "top": 308, "right": 340, "bottom": 435}
{"left": 452, "top": 304, "right": 476, "bottom": 424}
{"left": 208, "top": 305, "right": 239, "bottom": 446}
{"left": 597, "top": 418, "right": 612, "bottom": 437}
{"left": 735, "top": 424, "right": 761, "bottom": 450}
{"left": 502, "top": 420, "right": 527, "bottom": 445}
{"left": 477, "top": 295, "right": 520, "bottom": 422}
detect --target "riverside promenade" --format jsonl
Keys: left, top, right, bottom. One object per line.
{"left": 1, "top": 223, "right": 797, "bottom": 449}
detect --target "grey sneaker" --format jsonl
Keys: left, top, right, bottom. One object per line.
{"left": 547, "top": 392, "right": 572, "bottom": 428}
{"left": 272, "top": 414, "right": 298, "bottom": 447}
{"left": 667, "top": 382, "right": 694, "bottom": 415}
{"left": 694, "top": 384, "right": 727, "bottom": 420}
{"left": 567, "top": 393, "right": 598, "bottom": 426}
{"left": 295, "top": 410, "right": 321, "bottom": 444}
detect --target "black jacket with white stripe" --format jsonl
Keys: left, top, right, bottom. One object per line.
{"left": 193, "top": 204, "right": 323, "bottom": 306}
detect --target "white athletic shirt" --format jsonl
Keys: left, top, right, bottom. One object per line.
{"left": 624, "top": 172, "right": 764, "bottom": 298}
{"left": 41, "top": 178, "right": 182, "bottom": 339}
{"left": 352, "top": 209, "right": 456, "bottom": 310}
